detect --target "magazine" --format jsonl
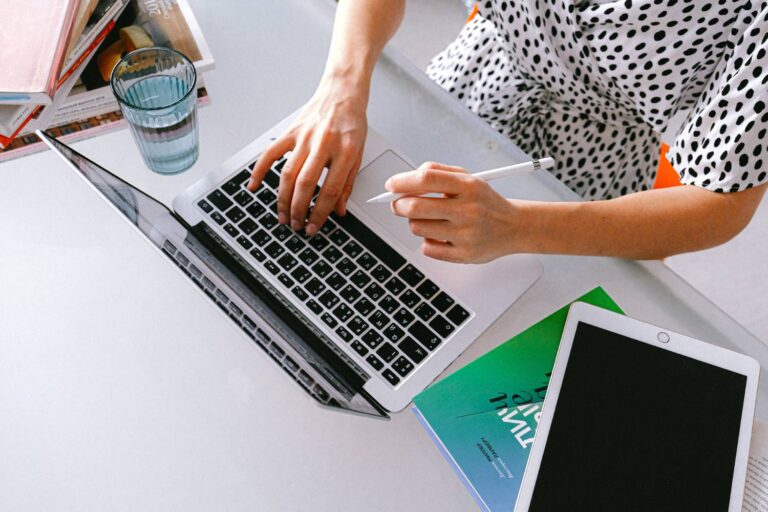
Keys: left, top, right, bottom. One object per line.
{"left": 412, "top": 287, "right": 623, "bottom": 512}
{"left": 0, "top": 87, "right": 209, "bottom": 163}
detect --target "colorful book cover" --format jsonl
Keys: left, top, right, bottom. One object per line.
{"left": 412, "top": 287, "right": 623, "bottom": 512}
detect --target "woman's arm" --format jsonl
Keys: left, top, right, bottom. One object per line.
{"left": 248, "top": 0, "right": 405, "bottom": 236}
{"left": 387, "top": 162, "right": 767, "bottom": 262}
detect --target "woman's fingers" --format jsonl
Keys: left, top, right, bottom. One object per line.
{"left": 386, "top": 162, "right": 469, "bottom": 196}
{"left": 276, "top": 143, "right": 310, "bottom": 224}
{"left": 335, "top": 151, "right": 363, "bottom": 216}
{"left": 408, "top": 219, "right": 454, "bottom": 241}
{"left": 307, "top": 148, "right": 358, "bottom": 235}
{"left": 288, "top": 150, "right": 330, "bottom": 231}
{"left": 248, "top": 135, "right": 295, "bottom": 191}
{"left": 391, "top": 196, "right": 455, "bottom": 220}
{"left": 421, "top": 239, "right": 464, "bottom": 263}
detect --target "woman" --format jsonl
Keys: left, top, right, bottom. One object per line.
{"left": 248, "top": 0, "right": 767, "bottom": 262}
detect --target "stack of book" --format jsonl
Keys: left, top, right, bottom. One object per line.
{"left": 0, "top": 0, "right": 214, "bottom": 162}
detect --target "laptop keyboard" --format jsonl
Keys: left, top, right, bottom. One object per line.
{"left": 196, "top": 157, "right": 472, "bottom": 387}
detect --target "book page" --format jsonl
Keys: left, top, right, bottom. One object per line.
{"left": 743, "top": 420, "right": 768, "bottom": 511}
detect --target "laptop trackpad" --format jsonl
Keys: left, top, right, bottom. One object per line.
{"left": 349, "top": 150, "right": 420, "bottom": 251}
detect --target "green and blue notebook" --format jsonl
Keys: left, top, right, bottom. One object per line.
{"left": 412, "top": 287, "right": 623, "bottom": 512}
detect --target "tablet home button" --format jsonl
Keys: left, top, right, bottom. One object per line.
{"left": 657, "top": 332, "right": 670, "bottom": 343}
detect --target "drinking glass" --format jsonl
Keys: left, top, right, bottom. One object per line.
{"left": 110, "top": 47, "right": 198, "bottom": 174}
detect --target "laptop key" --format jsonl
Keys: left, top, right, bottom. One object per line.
{"left": 447, "top": 304, "right": 470, "bottom": 325}
{"left": 399, "top": 336, "right": 428, "bottom": 364}
{"left": 408, "top": 321, "right": 442, "bottom": 350}
{"left": 285, "top": 236, "right": 305, "bottom": 253}
{"left": 323, "top": 246, "right": 343, "bottom": 264}
{"left": 249, "top": 248, "right": 266, "bottom": 262}
{"left": 340, "top": 285, "right": 361, "bottom": 303}
{"left": 336, "top": 326, "right": 353, "bottom": 342}
{"left": 298, "top": 248, "right": 319, "bottom": 266}
{"left": 384, "top": 277, "right": 406, "bottom": 295}
{"left": 198, "top": 200, "right": 213, "bottom": 213}
{"left": 264, "top": 261, "right": 280, "bottom": 275}
{"left": 350, "top": 270, "right": 371, "bottom": 288}
{"left": 226, "top": 206, "right": 246, "bottom": 223}
{"left": 351, "top": 341, "right": 368, "bottom": 356}
{"left": 210, "top": 211, "right": 226, "bottom": 225}
{"left": 430, "top": 315, "right": 455, "bottom": 338}
{"left": 320, "top": 219, "right": 336, "bottom": 235}
{"left": 357, "top": 252, "right": 376, "bottom": 271}
{"left": 233, "top": 189, "right": 254, "bottom": 207}
{"left": 278, "top": 273, "right": 294, "bottom": 288}
{"left": 382, "top": 369, "right": 400, "bottom": 386}
{"left": 364, "top": 282, "right": 385, "bottom": 301}
{"left": 354, "top": 298, "right": 375, "bottom": 317}
{"left": 371, "top": 264, "right": 392, "bottom": 283}
{"left": 259, "top": 213, "right": 278, "bottom": 230}
{"left": 265, "top": 241, "right": 285, "bottom": 259}
{"left": 319, "top": 290, "right": 339, "bottom": 309}
{"left": 342, "top": 240, "right": 363, "bottom": 258}
{"left": 416, "top": 279, "right": 440, "bottom": 300}
{"left": 332, "top": 212, "right": 406, "bottom": 271}
{"left": 263, "top": 170, "right": 280, "bottom": 188}
{"left": 384, "top": 323, "right": 405, "bottom": 343}
{"left": 277, "top": 254, "right": 298, "bottom": 271}
{"left": 283, "top": 356, "right": 299, "bottom": 373}
{"left": 401, "top": 290, "right": 420, "bottom": 308}
{"left": 237, "top": 236, "right": 254, "bottom": 250}
{"left": 394, "top": 308, "right": 416, "bottom": 328}
{"left": 398, "top": 264, "right": 425, "bottom": 287}
{"left": 208, "top": 189, "right": 233, "bottom": 210}
{"left": 224, "top": 223, "right": 239, "bottom": 238}
{"left": 257, "top": 188, "right": 277, "bottom": 204}
{"left": 223, "top": 170, "right": 250, "bottom": 193}
{"left": 239, "top": 218, "right": 258, "bottom": 235}
{"left": 431, "top": 292, "right": 454, "bottom": 312}
{"left": 337, "top": 257, "right": 357, "bottom": 276}
{"left": 326, "top": 272, "right": 347, "bottom": 291}
{"left": 379, "top": 295, "right": 399, "bottom": 314}
{"left": 392, "top": 356, "right": 415, "bottom": 377}
{"left": 415, "top": 302, "right": 436, "bottom": 322}
{"left": 362, "top": 329, "right": 384, "bottom": 349}
{"left": 366, "top": 354, "right": 384, "bottom": 371}
{"left": 321, "top": 312, "right": 338, "bottom": 328}
{"left": 376, "top": 342, "right": 398, "bottom": 363}
{"left": 312, "top": 260, "right": 332, "bottom": 278}
{"left": 370, "top": 310, "right": 388, "bottom": 330}
{"left": 333, "top": 304, "right": 353, "bottom": 322}
{"left": 329, "top": 229, "right": 350, "bottom": 246}
{"left": 308, "top": 235, "right": 329, "bottom": 252}
{"left": 251, "top": 229, "right": 271, "bottom": 246}
{"left": 273, "top": 224, "right": 292, "bottom": 242}
{"left": 348, "top": 316, "right": 368, "bottom": 336}
{"left": 290, "top": 265, "right": 311, "bottom": 283}
{"left": 307, "top": 299, "right": 323, "bottom": 315}
{"left": 246, "top": 202, "right": 266, "bottom": 218}
{"left": 305, "top": 278, "right": 326, "bottom": 296}
{"left": 292, "top": 286, "right": 309, "bottom": 301}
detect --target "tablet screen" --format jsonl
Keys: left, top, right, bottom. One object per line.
{"left": 530, "top": 322, "right": 747, "bottom": 511}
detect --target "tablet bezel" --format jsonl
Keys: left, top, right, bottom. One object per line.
{"left": 514, "top": 301, "right": 760, "bottom": 512}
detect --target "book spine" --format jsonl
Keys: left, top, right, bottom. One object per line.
{"left": 0, "top": 20, "right": 117, "bottom": 148}
{"left": 412, "top": 405, "right": 493, "bottom": 512}
{"left": 43, "top": 0, "right": 83, "bottom": 102}
{"left": 63, "top": 0, "right": 130, "bottom": 71}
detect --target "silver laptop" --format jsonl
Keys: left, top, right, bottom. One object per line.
{"left": 38, "top": 114, "right": 541, "bottom": 418}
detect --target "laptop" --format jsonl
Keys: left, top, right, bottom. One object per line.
{"left": 37, "top": 113, "right": 542, "bottom": 418}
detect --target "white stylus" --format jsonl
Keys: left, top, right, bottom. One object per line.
{"left": 366, "top": 157, "right": 555, "bottom": 203}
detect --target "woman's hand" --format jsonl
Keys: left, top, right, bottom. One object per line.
{"left": 247, "top": 76, "right": 368, "bottom": 236}
{"left": 388, "top": 162, "right": 522, "bottom": 263}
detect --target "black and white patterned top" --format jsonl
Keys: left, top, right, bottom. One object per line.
{"left": 427, "top": 0, "right": 768, "bottom": 199}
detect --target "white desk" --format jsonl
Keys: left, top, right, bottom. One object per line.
{"left": 2, "top": 1, "right": 768, "bottom": 510}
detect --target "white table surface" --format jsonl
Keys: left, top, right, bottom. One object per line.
{"left": 2, "top": 1, "right": 768, "bottom": 510}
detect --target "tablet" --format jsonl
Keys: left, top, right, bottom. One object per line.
{"left": 515, "top": 302, "right": 760, "bottom": 512}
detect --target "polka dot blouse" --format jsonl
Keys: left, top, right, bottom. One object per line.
{"left": 427, "top": 0, "right": 768, "bottom": 199}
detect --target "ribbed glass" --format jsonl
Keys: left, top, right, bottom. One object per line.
{"left": 111, "top": 47, "right": 198, "bottom": 175}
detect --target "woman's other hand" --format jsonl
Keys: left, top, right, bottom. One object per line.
{"left": 247, "top": 76, "right": 368, "bottom": 236}
{"left": 388, "top": 162, "right": 522, "bottom": 263}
